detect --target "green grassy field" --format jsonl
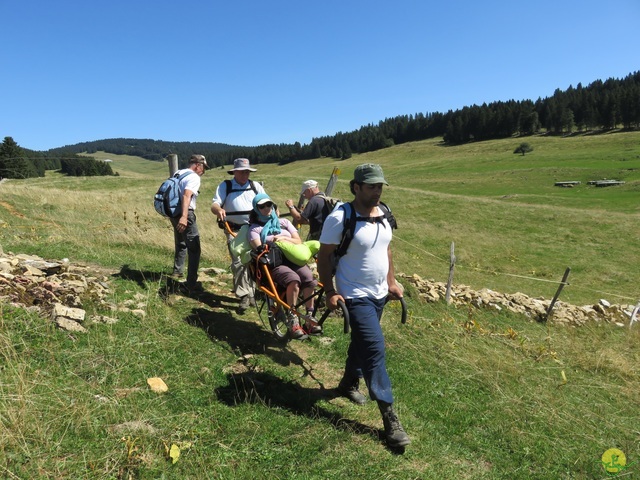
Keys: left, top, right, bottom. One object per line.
{"left": 1, "top": 133, "right": 639, "bottom": 479}
{"left": 4, "top": 131, "right": 639, "bottom": 306}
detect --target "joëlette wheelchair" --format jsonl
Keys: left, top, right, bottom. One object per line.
{"left": 249, "top": 242, "right": 350, "bottom": 342}
{"left": 223, "top": 221, "right": 407, "bottom": 342}
{"left": 222, "top": 220, "right": 348, "bottom": 341}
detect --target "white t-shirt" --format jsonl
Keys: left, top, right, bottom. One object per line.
{"left": 319, "top": 204, "right": 392, "bottom": 300}
{"left": 212, "top": 179, "right": 266, "bottom": 225}
{"left": 176, "top": 168, "right": 201, "bottom": 210}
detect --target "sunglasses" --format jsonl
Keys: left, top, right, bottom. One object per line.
{"left": 258, "top": 202, "right": 273, "bottom": 209}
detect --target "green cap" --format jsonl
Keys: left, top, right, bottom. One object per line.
{"left": 354, "top": 163, "right": 388, "bottom": 185}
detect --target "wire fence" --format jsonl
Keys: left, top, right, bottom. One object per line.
{"left": 392, "top": 234, "right": 638, "bottom": 303}
{"left": 1, "top": 215, "right": 638, "bottom": 304}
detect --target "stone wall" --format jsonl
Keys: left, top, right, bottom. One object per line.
{"left": 1, "top": 250, "right": 636, "bottom": 330}
{"left": 398, "top": 273, "right": 637, "bottom": 327}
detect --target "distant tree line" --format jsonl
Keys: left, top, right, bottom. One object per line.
{"left": 59, "top": 157, "right": 115, "bottom": 176}
{"left": 48, "top": 139, "right": 241, "bottom": 167}
{"left": 203, "top": 70, "right": 640, "bottom": 164}
{"left": 0, "top": 136, "right": 57, "bottom": 178}
{"left": 6, "top": 71, "right": 640, "bottom": 171}
{"left": 0, "top": 136, "right": 114, "bottom": 179}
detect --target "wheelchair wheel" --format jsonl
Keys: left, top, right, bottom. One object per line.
{"left": 267, "top": 297, "right": 289, "bottom": 341}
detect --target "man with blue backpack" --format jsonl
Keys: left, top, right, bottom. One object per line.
{"left": 169, "top": 154, "right": 209, "bottom": 295}
{"left": 317, "top": 163, "right": 410, "bottom": 449}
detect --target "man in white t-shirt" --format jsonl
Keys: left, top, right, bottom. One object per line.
{"left": 317, "top": 163, "right": 410, "bottom": 449}
{"left": 211, "top": 158, "right": 266, "bottom": 312}
{"left": 171, "top": 154, "right": 209, "bottom": 295}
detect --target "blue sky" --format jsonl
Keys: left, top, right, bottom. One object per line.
{"left": 2, "top": 0, "right": 639, "bottom": 151}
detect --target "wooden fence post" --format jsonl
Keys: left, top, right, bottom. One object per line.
{"left": 544, "top": 267, "right": 571, "bottom": 321}
{"left": 630, "top": 300, "right": 640, "bottom": 328}
{"left": 167, "top": 154, "right": 178, "bottom": 177}
{"left": 445, "top": 242, "right": 456, "bottom": 305}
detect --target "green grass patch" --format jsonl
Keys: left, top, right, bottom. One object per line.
{"left": 1, "top": 132, "right": 640, "bottom": 478}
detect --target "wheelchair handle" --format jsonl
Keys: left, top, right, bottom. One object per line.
{"left": 317, "top": 298, "right": 350, "bottom": 334}
{"left": 385, "top": 296, "right": 408, "bottom": 324}
{"left": 400, "top": 297, "right": 408, "bottom": 324}
{"left": 338, "top": 299, "right": 349, "bottom": 334}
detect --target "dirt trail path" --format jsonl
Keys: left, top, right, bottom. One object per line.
{"left": 0, "top": 201, "right": 25, "bottom": 218}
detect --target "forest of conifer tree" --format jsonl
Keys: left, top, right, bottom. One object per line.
{"left": 2, "top": 71, "right": 639, "bottom": 177}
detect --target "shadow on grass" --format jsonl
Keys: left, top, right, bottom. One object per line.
{"left": 184, "top": 307, "right": 306, "bottom": 371}
{"left": 115, "top": 265, "right": 405, "bottom": 452}
{"left": 115, "top": 264, "right": 166, "bottom": 287}
{"left": 215, "top": 370, "right": 385, "bottom": 445}
{"left": 189, "top": 309, "right": 402, "bottom": 451}
{"left": 115, "top": 264, "right": 237, "bottom": 307}
{"left": 115, "top": 265, "right": 306, "bottom": 369}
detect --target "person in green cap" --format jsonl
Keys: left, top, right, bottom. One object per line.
{"left": 317, "top": 163, "right": 410, "bottom": 449}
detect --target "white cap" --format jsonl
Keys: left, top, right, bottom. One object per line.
{"left": 300, "top": 179, "right": 318, "bottom": 195}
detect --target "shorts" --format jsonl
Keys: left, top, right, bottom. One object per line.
{"left": 271, "top": 259, "right": 317, "bottom": 291}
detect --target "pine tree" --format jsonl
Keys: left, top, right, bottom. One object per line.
{"left": 0, "top": 137, "right": 38, "bottom": 179}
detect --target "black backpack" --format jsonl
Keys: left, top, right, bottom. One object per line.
{"left": 220, "top": 179, "right": 258, "bottom": 208}
{"left": 334, "top": 201, "right": 397, "bottom": 260}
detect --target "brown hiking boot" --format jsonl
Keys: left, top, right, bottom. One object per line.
{"left": 286, "top": 311, "right": 307, "bottom": 340}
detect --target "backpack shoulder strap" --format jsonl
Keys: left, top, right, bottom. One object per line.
{"left": 220, "top": 179, "right": 233, "bottom": 208}
{"left": 334, "top": 202, "right": 396, "bottom": 259}
{"left": 315, "top": 192, "right": 330, "bottom": 216}
{"left": 378, "top": 201, "right": 398, "bottom": 229}
{"left": 335, "top": 202, "right": 357, "bottom": 259}
{"left": 224, "top": 179, "right": 257, "bottom": 194}
{"left": 221, "top": 179, "right": 257, "bottom": 212}
{"left": 175, "top": 170, "right": 195, "bottom": 180}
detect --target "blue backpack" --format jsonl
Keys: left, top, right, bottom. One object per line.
{"left": 154, "top": 171, "right": 195, "bottom": 217}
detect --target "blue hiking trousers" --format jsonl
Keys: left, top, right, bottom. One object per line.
{"left": 344, "top": 296, "right": 394, "bottom": 405}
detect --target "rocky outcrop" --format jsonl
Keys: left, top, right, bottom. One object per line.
{"left": 398, "top": 273, "right": 637, "bottom": 327}
{"left": 0, "top": 251, "right": 118, "bottom": 332}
